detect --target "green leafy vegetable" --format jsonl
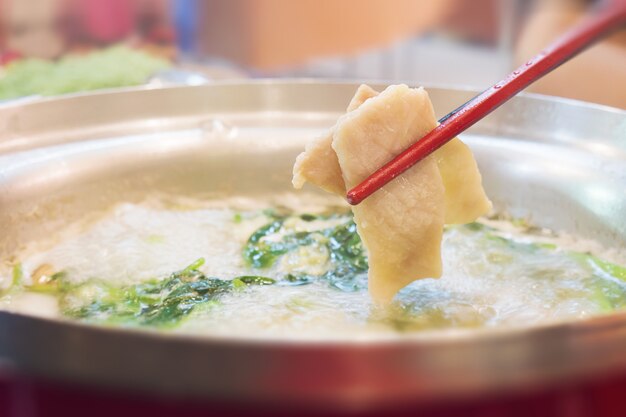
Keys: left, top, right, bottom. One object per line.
{"left": 588, "top": 256, "right": 626, "bottom": 282}
{"left": 300, "top": 214, "right": 317, "bottom": 222}
{"left": 460, "top": 222, "right": 626, "bottom": 312}
{"left": 243, "top": 220, "right": 289, "bottom": 268}
{"left": 182, "top": 257, "right": 206, "bottom": 274}
{"left": 11, "top": 263, "right": 22, "bottom": 287}
{"left": 0, "top": 263, "right": 23, "bottom": 296}
{"left": 262, "top": 207, "right": 292, "bottom": 220}
{"left": 242, "top": 214, "right": 368, "bottom": 292}
{"left": 323, "top": 221, "right": 367, "bottom": 271}
{"left": 232, "top": 275, "right": 277, "bottom": 287}
{"left": 571, "top": 253, "right": 626, "bottom": 282}
{"left": 320, "top": 221, "right": 368, "bottom": 291}
{"left": 464, "top": 222, "right": 486, "bottom": 232}
{"left": 280, "top": 273, "right": 315, "bottom": 286}
{"left": 27, "top": 270, "right": 65, "bottom": 294}
{"left": 60, "top": 259, "right": 277, "bottom": 328}
{"left": 0, "top": 45, "right": 170, "bottom": 100}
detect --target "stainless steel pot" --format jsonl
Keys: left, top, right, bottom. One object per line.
{"left": 0, "top": 81, "right": 625, "bottom": 412}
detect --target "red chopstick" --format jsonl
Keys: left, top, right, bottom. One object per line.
{"left": 346, "top": 1, "right": 626, "bottom": 206}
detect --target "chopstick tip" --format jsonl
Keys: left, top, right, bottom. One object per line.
{"left": 346, "top": 189, "right": 362, "bottom": 206}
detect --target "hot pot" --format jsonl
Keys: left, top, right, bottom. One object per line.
{"left": 0, "top": 81, "right": 625, "bottom": 416}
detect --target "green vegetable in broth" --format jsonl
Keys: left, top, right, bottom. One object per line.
{"left": 61, "top": 258, "right": 278, "bottom": 328}
{"left": 232, "top": 275, "right": 277, "bottom": 288}
{"left": 0, "top": 263, "right": 24, "bottom": 296}
{"left": 243, "top": 214, "right": 368, "bottom": 291}
{"left": 280, "top": 273, "right": 315, "bottom": 286}
{"left": 580, "top": 255, "right": 626, "bottom": 282}
{"left": 300, "top": 214, "right": 317, "bottom": 222}
{"left": 11, "top": 263, "right": 22, "bottom": 287}
{"left": 243, "top": 220, "right": 289, "bottom": 268}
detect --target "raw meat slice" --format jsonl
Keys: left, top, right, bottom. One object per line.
{"left": 332, "top": 85, "right": 445, "bottom": 303}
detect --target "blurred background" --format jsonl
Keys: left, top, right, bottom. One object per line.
{"left": 0, "top": 0, "right": 624, "bottom": 108}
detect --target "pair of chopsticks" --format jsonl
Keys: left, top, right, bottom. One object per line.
{"left": 347, "top": 0, "right": 626, "bottom": 206}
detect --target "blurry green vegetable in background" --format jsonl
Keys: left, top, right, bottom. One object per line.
{"left": 0, "top": 46, "right": 170, "bottom": 100}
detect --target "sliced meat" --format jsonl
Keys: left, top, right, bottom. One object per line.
{"left": 332, "top": 85, "right": 445, "bottom": 303}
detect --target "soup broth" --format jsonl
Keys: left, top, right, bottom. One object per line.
{"left": 1, "top": 195, "right": 625, "bottom": 340}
